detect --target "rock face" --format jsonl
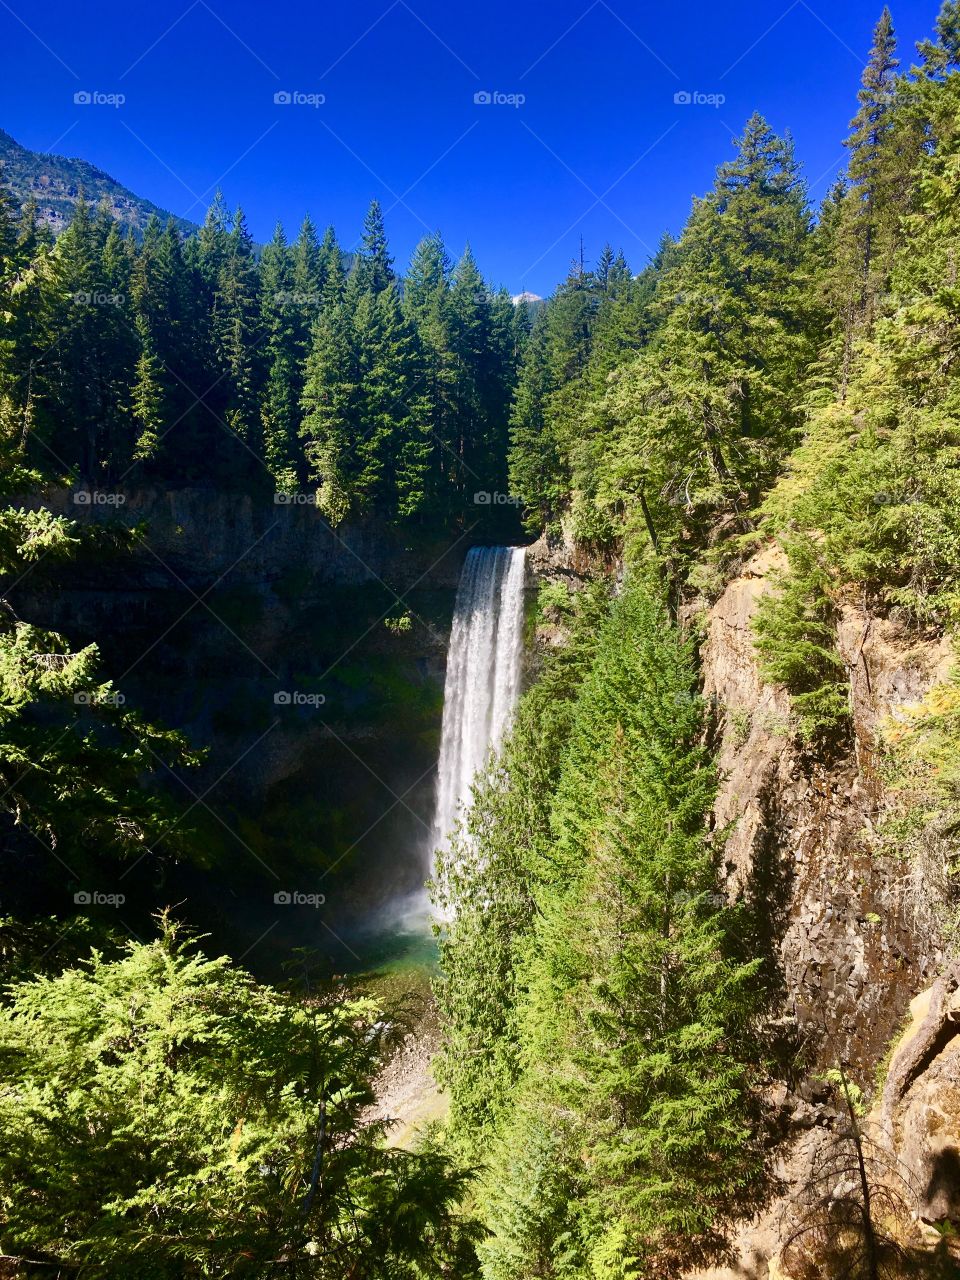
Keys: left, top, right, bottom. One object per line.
{"left": 881, "top": 962, "right": 960, "bottom": 1226}
{"left": 688, "top": 549, "right": 958, "bottom": 1276}
{"left": 701, "top": 549, "right": 951, "bottom": 1072}
{"left": 0, "top": 127, "right": 197, "bottom": 239}
{"left": 6, "top": 487, "right": 472, "bottom": 959}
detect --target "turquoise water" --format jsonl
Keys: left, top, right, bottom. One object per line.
{"left": 346, "top": 919, "right": 439, "bottom": 977}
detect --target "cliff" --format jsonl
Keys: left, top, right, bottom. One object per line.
{"left": 688, "top": 548, "right": 959, "bottom": 1277}
{"left": 4, "top": 487, "right": 470, "bottom": 963}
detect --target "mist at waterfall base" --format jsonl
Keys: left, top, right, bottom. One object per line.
{"left": 352, "top": 545, "right": 527, "bottom": 969}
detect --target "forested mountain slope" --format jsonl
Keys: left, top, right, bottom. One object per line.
{"left": 0, "top": 126, "right": 196, "bottom": 239}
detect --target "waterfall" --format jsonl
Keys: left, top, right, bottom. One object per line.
{"left": 430, "top": 546, "right": 526, "bottom": 885}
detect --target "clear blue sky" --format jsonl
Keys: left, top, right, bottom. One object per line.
{"left": 0, "top": 0, "right": 940, "bottom": 295}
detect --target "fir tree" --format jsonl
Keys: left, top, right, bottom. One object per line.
{"left": 404, "top": 233, "right": 456, "bottom": 511}
{"left": 845, "top": 7, "right": 900, "bottom": 282}
{"left": 354, "top": 198, "right": 394, "bottom": 295}
{"left": 259, "top": 223, "right": 301, "bottom": 489}
{"left": 300, "top": 302, "right": 359, "bottom": 523}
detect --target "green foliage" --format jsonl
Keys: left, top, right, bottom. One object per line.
{"left": 753, "top": 539, "right": 851, "bottom": 741}
{"left": 0, "top": 917, "right": 481, "bottom": 1277}
{"left": 0, "top": 505, "right": 201, "bottom": 900}
{"left": 760, "top": 61, "right": 960, "bottom": 627}
{"left": 0, "top": 189, "right": 518, "bottom": 524}
{"left": 433, "top": 582, "right": 609, "bottom": 1156}
{"left": 0, "top": 504, "right": 79, "bottom": 569}
{"left": 437, "top": 578, "right": 762, "bottom": 1275}
{"left": 597, "top": 116, "right": 817, "bottom": 567}
{"left": 509, "top": 117, "right": 819, "bottom": 568}
{"left": 0, "top": 618, "right": 201, "bottom": 874}
{"left": 7, "top": 11, "right": 960, "bottom": 1278}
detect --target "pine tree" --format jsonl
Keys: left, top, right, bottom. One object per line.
{"left": 601, "top": 115, "right": 817, "bottom": 558}
{"left": 404, "top": 233, "right": 456, "bottom": 512}
{"left": 300, "top": 302, "right": 359, "bottom": 523}
{"left": 487, "top": 578, "right": 761, "bottom": 1274}
{"left": 196, "top": 190, "right": 230, "bottom": 292}
{"left": 826, "top": 4, "right": 924, "bottom": 377}
{"left": 508, "top": 312, "right": 560, "bottom": 531}
{"left": 0, "top": 921, "right": 481, "bottom": 1277}
{"left": 450, "top": 247, "right": 500, "bottom": 501}
{"left": 845, "top": 8, "right": 900, "bottom": 283}
{"left": 354, "top": 198, "right": 394, "bottom": 295}
{"left": 291, "top": 213, "right": 321, "bottom": 305}
{"left": 259, "top": 223, "right": 301, "bottom": 489}
{"left": 131, "top": 316, "right": 167, "bottom": 462}
{"left": 40, "top": 194, "right": 104, "bottom": 475}
{"left": 96, "top": 219, "right": 137, "bottom": 473}
{"left": 373, "top": 284, "right": 433, "bottom": 519}
{"left": 0, "top": 191, "right": 46, "bottom": 466}
{"left": 214, "top": 207, "right": 262, "bottom": 456}
{"left": 314, "top": 223, "right": 344, "bottom": 305}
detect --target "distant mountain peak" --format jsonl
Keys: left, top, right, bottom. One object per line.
{"left": 512, "top": 290, "right": 543, "bottom": 305}
{"left": 0, "top": 127, "right": 197, "bottom": 238}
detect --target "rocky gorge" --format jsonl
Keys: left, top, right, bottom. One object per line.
{"left": 7, "top": 487, "right": 958, "bottom": 1271}
{"left": 5, "top": 485, "right": 474, "bottom": 963}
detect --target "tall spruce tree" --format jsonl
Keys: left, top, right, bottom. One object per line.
{"left": 300, "top": 301, "right": 359, "bottom": 523}
{"left": 474, "top": 577, "right": 761, "bottom": 1278}
{"left": 259, "top": 223, "right": 301, "bottom": 489}
{"left": 404, "top": 233, "right": 457, "bottom": 512}
{"left": 354, "top": 199, "right": 394, "bottom": 295}
{"left": 601, "top": 115, "right": 816, "bottom": 560}
{"left": 845, "top": 8, "right": 900, "bottom": 283}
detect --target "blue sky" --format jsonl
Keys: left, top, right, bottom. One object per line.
{"left": 0, "top": 0, "right": 940, "bottom": 295}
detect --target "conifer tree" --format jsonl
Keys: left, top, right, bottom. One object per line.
{"left": 213, "top": 207, "right": 262, "bottom": 455}
{"left": 291, "top": 213, "right": 321, "bottom": 304}
{"left": 601, "top": 115, "right": 816, "bottom": 558}
{"left": 259, "top": 223, "right": 301, "bottom": 489}
{"left": 40, "top": 195, "right": 104, "bottom": 475}
{"left": 450, "top": 247, "right": 503, "bottom": 500}
{"left": 354, "top": 198, "right": 394, "bottom": 295}
{"left": 481, "top": 578, "right": 761, "bottom": 1275}
{"left": 372, "top": 283, "right": 433, "bottom": 519}
{"left": 315, "top": 224, "right": 345, "bottom": 305}
{"left": 0, "top": 194, "right": 47, "bottom": 461}
{"left": 404, "top": 233, "right": 456, "bottom": 509}
{"left": 300, "top": 302, "right": 359, "bottom": 523}
{"left": 845, "top": 8, "right": 900, "bottom": 282}
{"left": 131, "top": 316, "right": 166, "bottom": 462}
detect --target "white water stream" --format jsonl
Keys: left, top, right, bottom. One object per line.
{"left": 429, "top": 546, "right": 526, "bottom": 885}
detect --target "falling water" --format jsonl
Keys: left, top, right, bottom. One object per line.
{"left": 430, "top": 546, "right": 526, "bottom": 884}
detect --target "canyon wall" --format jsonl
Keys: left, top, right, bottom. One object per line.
{"left": 6, "top": 487, "right": 471, "bottom": 962}
{"left": 691, "top": 549, "right": 958, "bottom": 1276}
